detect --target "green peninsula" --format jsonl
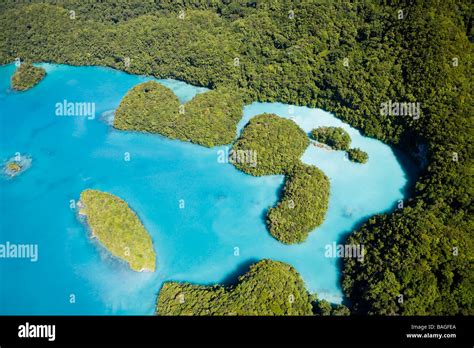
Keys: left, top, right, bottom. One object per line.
{"left": 267, "top": 162, "right": 330, "bottom": 244}
{"left": 79, "top": 189, "right": 156, "bottom": 272}
{"left": 156, "top": 259, "right": 313, "bottom": 315}
{"left": 11, "top": 62, "right": 45, "bottom": 91}
{"left": 114, "top": 81, "right": 243, "bottom": 147}
{"left": 231, "top": 114, "right": 329, "bottom": 244}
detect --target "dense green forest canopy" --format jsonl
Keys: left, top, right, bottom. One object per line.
{"left": 11, "top": 62, "right": 45, "bottom": 91}
{"left": 156, "top": 259, "right": 314, "bottom": 315}
{"left": 347, "top": 147, "right": 369, "bottom": 164}
{"left": 267, "top": 162, "right": 330, "bottom": 244}
{"left": 231, "top": 113, "right": 309, "bottom": 176}
{"left": 309, "top": 126, "right": 369, "bottom": 163}
{"left": 79, "top": 189, "right": 156, "bottom": 272}
{"left": 230, "top": 113, "right": 330, "bottom": 244}
{"left": 310, "top": 126, "right": 352, "bottom": 151}
{"left": 114, "top": 81, "right": 243, "bottom": 147}
{"left": 1, "top": 0, "right": 472, "bottom": 315}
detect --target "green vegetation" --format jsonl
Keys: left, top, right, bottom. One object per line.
{"left": 310, "top": 127, "right": 369, "bottom": 165}
{"left": 231, "top": 113, "right": 308, "bottom": 176}
{"left": 11, "top": 62, "right": 45, "bottom": 91}
{"left": 156, "top": 259, "right": 313, "bottom": 315}
{"left": 1, "top": 0, "right": 472, "bottom": 315}
{"left": 342, "top": 2, "right": 473, "bottom": 315}
{"left": 347, "top": 148, "right": 369, "bottom": 164}
{"left": 0, "top": 3, "right": 239, "bottom": 88}
{"left": 231, "top": 114, "right": 328, "bottom": 243}
{"left": 79, "top": 189, "right": 156, "bottom": 272}
{"left": 267, "top": 162, "right": 329, "bottom": 244}
{"left": 114, "top": 81, "right": 180, "bottom": 133}
{"left": 313, "top": 299, "right": 351, "bottom": 316}
{"left": 310, "top": 127, "right": 351, "bottom": 151}
{"left": 114, "top": 81, "right": 242, "bottom": 147}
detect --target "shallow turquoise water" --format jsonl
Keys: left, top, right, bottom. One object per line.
{"left": 0, "top": 63, "right": 412, "bottom": 314}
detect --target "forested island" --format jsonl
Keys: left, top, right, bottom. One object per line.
{"left": 114, "top": 80, "right": 243, "bottom": 147}
{"left": 347, "top": 148, "right": 369, "bottom": 164}
{"left": 310, "top": 126, "right": 369, "bottom": 164}
{"left": 11, "top": 62, "right": 45, "bottom": 91}
{"left": 310, "top": 127, "right": 351, "bottom": 151}
{"left": 267, "top": 162, "right": 329, "bottom": 244}
{"left": 1, "top": 0, "right": 471, "bottom": 316}
{"left": 79, "top": 189, "right": 156, "bottom": 272}
{"left": 231, "top": 113, "right": 330, "bottom": 244}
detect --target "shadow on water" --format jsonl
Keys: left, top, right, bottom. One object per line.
{"left": 259, "top": 174, "right": 286, "bottom": 225}
{"left": 392, "top": 146, "right": 422, "bottom": 199}
{"left": 153, "top": 260, "right": 262, "bottom": 313}
{"left": 157, "top": 258, "right": 261, "bottom": 291}
{"left": 332, "top": 145, "right": 422, "bottom": 307}
{"left": 219, "top": 258, "right": 260, "bottom": 287}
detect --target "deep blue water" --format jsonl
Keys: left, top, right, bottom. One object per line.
{"left": 0, "top": 63, "right": 412, "bottom": 314}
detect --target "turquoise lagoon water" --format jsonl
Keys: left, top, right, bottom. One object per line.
{"left": 0, "top": 63, "right": 411, "bottom": 314}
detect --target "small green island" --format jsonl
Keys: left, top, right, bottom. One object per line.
{"left": 231, "top": 114, "right": 330, "bottom": 244}
{"left": 156, "top": 259, "right": 314, "bottom": 315}
{"left": 310, "top": 126, "right": 369, "bottom": 164}
{"left": 347, "top": 148, "right": 369, "bottom": 164}
{"left": 114, "top": 81, "right": 243, "bottom": 147}
{"left": 79, "top": 189, "right": 156, "bottom": 272}
{"left": 310, "top": 126, "right": 351, "bottom": 151}
{"left": 11, "top": 62, "right": 46, "bottom": 91}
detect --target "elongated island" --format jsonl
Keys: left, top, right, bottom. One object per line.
{"left": 79, "top": 189, "right": 156, "bottom": 272}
